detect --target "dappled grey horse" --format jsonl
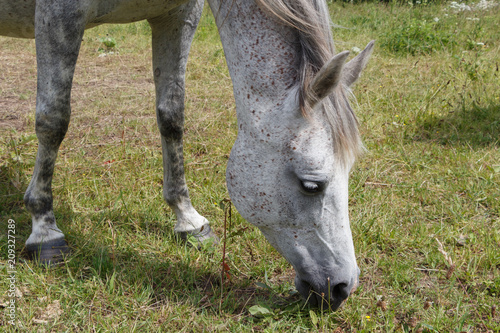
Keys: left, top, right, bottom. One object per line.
{"left": 1, "top": 0, "right": 373, "bottom": 309}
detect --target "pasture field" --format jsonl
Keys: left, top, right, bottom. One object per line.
{"left": 1, "top": 1, "right": 499, "bottom": 331}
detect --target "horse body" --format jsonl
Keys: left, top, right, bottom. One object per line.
{"left": 0, "top": 0, "right": 190, "bottom": 38}
{"left": 1, "top": 0, "right": 373, "bottom": 310}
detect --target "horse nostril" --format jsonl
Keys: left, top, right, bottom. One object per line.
{"left": 296, "top": 275, "right": 356, "bottom": 310}
{"left": 332, "top": 282, "right": 350, "bottom": 301}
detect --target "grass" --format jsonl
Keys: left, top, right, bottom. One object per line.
{"left": 1, "top": 1, "right": 499, "bottom": 331}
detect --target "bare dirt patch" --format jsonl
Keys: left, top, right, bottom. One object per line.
{"left": 0, "top": 35, "right": 157, "bottom": 139}
{"left": 0, "top": 38, "right": 36, "bottom": 133}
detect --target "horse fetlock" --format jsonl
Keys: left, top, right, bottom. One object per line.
{"left": 164, "top": 185, "right": 189, "bottom": 206}
{"left": 172, "top": 202, "right": 209, "bottom": 233}
{"left": 26, "top": 212, "right": 65, "bottom": 247}
{"left": 24, "top": 188, "right": 53, "bottom": 216}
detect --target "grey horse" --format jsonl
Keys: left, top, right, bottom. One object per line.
{"left": 0, "top": 0, "right": 373, "bottom": 309}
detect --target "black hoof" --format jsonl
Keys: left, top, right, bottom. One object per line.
{"left": 177, "top": 224, "right": 219, "bottom": 249}
{"left": 26, "top": 238, "right": 70, "bottom": 265}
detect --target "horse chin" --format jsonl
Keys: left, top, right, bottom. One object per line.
{"left": 294, "top": 275, "right": 357, "bottom": 311}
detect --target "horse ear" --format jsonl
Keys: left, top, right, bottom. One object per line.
{"left": 342, "top": 40, "right": 375, "bottom": 87}
{"left": 308, "top": 51, "right": 350, "bottom": 104}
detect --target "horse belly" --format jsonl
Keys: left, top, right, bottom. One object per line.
{"left": 0, "top": 0, "right": 190, "bottom": 38}
{"left": 90, "top": 0, "right": 189, "bottom": 24}
{"left": 0, "top": 0, "right": 36, "bottom": 38}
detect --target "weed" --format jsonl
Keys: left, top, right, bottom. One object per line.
{"left": 98, "top": 34, "right": 117, "bottom": 52}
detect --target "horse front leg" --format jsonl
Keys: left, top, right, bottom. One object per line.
{"left": 148, "top": 0, "right": 218, "bottom": 247}
{"left": 23, "top": 1, "right": 86, "bottom": 264}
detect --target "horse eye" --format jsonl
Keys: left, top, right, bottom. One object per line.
{"left": 300, "top": 180, "right": 324, "bottom": 194}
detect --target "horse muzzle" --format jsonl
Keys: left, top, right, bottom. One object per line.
{"left": 294, "top": 268, "right": 359, "bottom": 310}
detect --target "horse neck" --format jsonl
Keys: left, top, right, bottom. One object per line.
{"left": 208, "top": 0, "right": 300, "bottom": 127}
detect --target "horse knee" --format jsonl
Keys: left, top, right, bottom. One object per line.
{"left": 35, "top": 107, "right": 70, "bottom": 147}
{"left": 156, "top": 104, "right": 184, "bottom": 141}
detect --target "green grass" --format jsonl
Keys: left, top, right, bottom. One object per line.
{"left": 1, "top": 1, "right": 499, "bottom": 331}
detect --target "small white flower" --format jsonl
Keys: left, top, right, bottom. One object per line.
{"left": 449, "top": 1, "right": 472, "bottom": 11}
{"left": 433, "top": 17, "right": 440, "bottom": 22}
{"left": 475, "top": 0, "right": 499, "bottom": 10}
